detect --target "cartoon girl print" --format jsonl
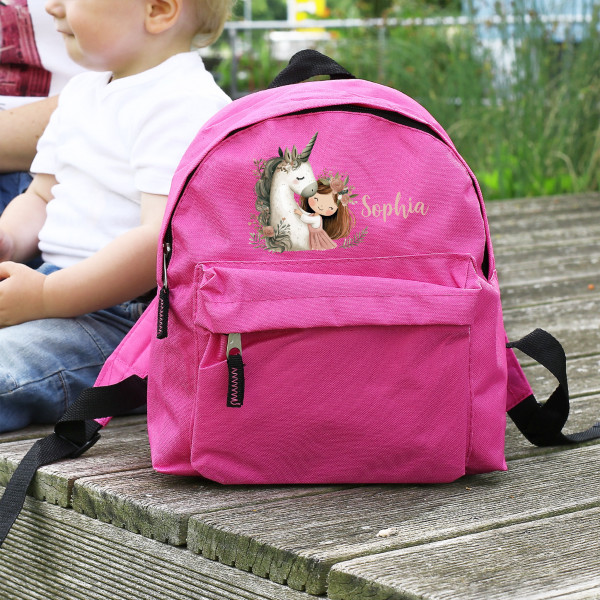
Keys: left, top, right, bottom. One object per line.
{"left": 294, "top": 177, "right": 356, "bottom": 251}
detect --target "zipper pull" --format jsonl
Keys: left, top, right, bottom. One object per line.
{"left": 157, "top": 240, "right": 172, "bottom": 339}
{"left": 226, "top": 333, "right": 245, "bottom": 407}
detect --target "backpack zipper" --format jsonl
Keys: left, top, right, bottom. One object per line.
{"left": 226, "top": 333, "right": 244, "bottom": 407}
{"left": 157, "top": 237, "right": 172, "bottom": 339}
{"left": 287, "top": 104, "right": 444, "bottom": 141}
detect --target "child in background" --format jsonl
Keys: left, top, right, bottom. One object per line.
{"left": 0, "top": 0, "right": 232, "bottom": 432}
{"left": 0, "top": 0, "right": 84, "bottom": 208}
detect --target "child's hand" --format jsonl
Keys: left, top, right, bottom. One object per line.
{"left": 0, "top": 262, "right": 46, "bottom": 327}
{"left": 0, "top": 230, "right": 14, "bottom": 262}
{"left": 294, "top": 209, "right": 301, "bottom": 216}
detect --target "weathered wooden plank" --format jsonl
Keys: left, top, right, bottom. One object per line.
{"left": 493, "top": 196, "right": 600, "bottom": 348}
{"left": 503, "top": 297, "right": 600, "bottom": 356}
{"left": 0, "top": 414, "right": 146, "bottom": 445}
{"left": 487, "top": 196, "right": 600, "bottom": 276}
{"left": 485, "top": 195, "right": 600, "bottom": 244}
{"left": 496, "top": 245, "right": 600, "bottom": 275}
{"left": 491, "top": 206, "right": 600, "bottom": 238}
{"left": 492, "top": 206, "right": 600, "bottom": 232}
{"left": 493, "top": 236, "right": 600, "bottom": 263}
{"left": 0, "top": 492, "right": 313, "bottom": 600}
{"left": 495, "top": 240, "right": 600, "bottom": 268}
{"left": 327, "top": 507, "right": 600, "bottom": 600}
{"left": 490, "top": 223, "right": 600, "bottom": 250}
{"left": 185, "top": 444, "right": 600, "bottom": 595}
{"left": 493, "top": 204, "right": 600, "bottom": 304}
{"left": 520, "top": 353, "right": 600, "bottom": 399}
{"left": 484, "top": 193, "right": 600, "bottom": 221}
{"left": 498, "top": 257, "right": 600, "bottom": 286}
{"left": 499, "top": 275, "right": 599, "bottom": 310}
{"left": 72, "top": 469, "right": 347, "bottom": 546}
{"left": 0, "top": 422, "right": 150, "bottom": 507}
{"left": 0, "top": 424, "right": 54, "bottom": 445}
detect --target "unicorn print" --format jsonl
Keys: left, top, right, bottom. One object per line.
{"left": 253, "top": 133, "right": 319, "bottom": 252}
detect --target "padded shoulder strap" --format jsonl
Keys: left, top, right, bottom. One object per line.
{"left": 507, "top": 329, "right": 600, "bottom": 446}
{"left": 0, "top": 375, "right": 147, "bottom": 548}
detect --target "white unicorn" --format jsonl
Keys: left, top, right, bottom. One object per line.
{"left": 254, "top": 133, "right": 319, "bottom": 252}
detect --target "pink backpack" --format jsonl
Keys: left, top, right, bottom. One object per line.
{"left": 1, "top": 51, "right": 598, "bottom": 542}
{"left": 92, "top": 50, "right": 598, "bottom": 483}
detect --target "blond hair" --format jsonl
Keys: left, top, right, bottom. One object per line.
{"left": 191, "top": 0, "right": 235, "bottom": 48}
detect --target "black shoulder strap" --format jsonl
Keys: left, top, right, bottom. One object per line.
{"left": 0, "top": 375, "right": 147, "bottom": 548}
{"left": 507, "top": 329, "right": 600, "bottom": 446}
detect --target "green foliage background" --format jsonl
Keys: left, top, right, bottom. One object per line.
{"left": 218, "top": 0, "right": 600, "bottom": 200}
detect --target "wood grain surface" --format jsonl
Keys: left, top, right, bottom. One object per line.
{"left": 1, "top": 194, "right": 599, "bottom": 599}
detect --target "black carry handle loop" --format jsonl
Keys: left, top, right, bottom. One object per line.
{"left": 268, "top": 49, "right": 356, "bottom": 89}
{"left": 0, "top": 375, "right": 147, "bottom": 548}
{"left": 507, "top": 328, "right": 600, "bottom": 446}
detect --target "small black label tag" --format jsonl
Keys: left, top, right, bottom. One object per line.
{"left": 226, "top": 354, "right": 245, "bottom": 407}
{"left": 157, "top": 287, "right": 169, "bottom": 339}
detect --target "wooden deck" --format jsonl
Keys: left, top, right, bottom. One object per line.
{"left": 1, "top": 193, "right": 600, "bottom": 600}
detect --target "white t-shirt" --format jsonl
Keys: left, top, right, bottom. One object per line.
{"left": 0, "top": 0, "right": 83, "bottom": 110}
{"left": 31, "top": 52, "right": 230, "bottom": 268}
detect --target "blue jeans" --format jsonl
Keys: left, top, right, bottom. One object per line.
{"left": 0, "top": 264, "right": 149, "bottom": 433}
{"left": 0, "top": 171, "right": 32, "bottom": 212}
{"left": 1, "top": 171, "right": 42, "bottom": 268}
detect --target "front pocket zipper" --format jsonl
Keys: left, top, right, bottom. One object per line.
{"left": 157, "top": 239, "right": 172, "bottom": 339}
{"left": 226, "top": 333, "right": 244, "bottom": 407}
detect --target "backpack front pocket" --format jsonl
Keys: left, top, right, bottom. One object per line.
{"left": 191, "top": 255, "right": 481, "bottom": 484}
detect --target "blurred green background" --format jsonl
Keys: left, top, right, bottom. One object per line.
{"left": 208, "top": 0, "right": 600, "bottom": 201}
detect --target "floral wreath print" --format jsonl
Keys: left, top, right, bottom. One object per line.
{"left": 250, "top": 132, "right": 367, "bottom": 253}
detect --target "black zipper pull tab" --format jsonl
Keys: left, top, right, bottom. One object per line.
{"left": 226, "top": 333, "right": 245, "bottom": 407}
{"left": 157, "top": 240, "right": 172, "bottom": 339}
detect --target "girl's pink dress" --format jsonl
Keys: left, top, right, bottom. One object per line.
{"left": 309, "top": 223, "right": 337, "bottom": 250}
